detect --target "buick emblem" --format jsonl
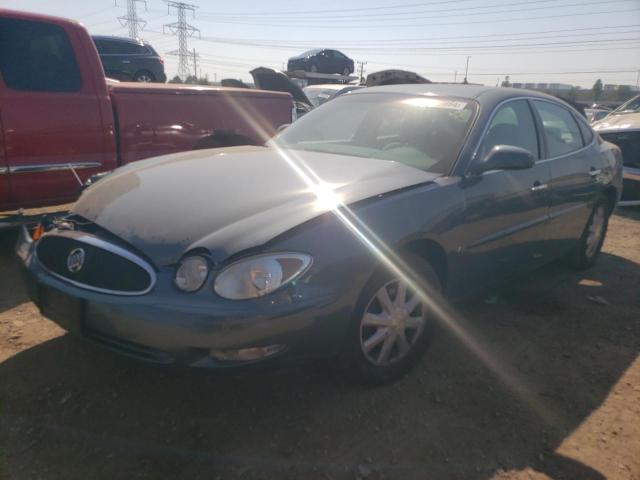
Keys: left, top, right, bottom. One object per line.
{"left": 67, "top": 248, "right": 85, "bottom": 273}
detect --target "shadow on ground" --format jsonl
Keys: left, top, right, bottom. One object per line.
{"left": 0, "top": 246, "right": 638, "bottom": 480}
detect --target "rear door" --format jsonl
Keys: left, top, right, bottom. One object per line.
{"left": 460, "top": 99, "right": 552, "bottom": 283}
{"left": 531, "top": 99, "right": 596, "bottom": 248}
{"left": 0, "top": 16, "right": 109, "bottom": 208}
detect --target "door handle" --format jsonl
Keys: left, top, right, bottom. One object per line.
{"left": 531, "top": 182, "right": 549, "bottom": 192}
{"left": 589, "top": 168, "right": 602, "bottom": 177}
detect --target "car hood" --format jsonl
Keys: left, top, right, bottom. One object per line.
{"left": 593, "top": 112, "right": 640, "bottom": 132}
{"left": 72, "top": 146, "right": 438, "bottom": 266}
{"left": 250, "top": 67, "right": 312, "bottom": 107}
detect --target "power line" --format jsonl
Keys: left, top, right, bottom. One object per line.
{"left": 202, "top": 0, "right": 614, "bottom": 21}
{"left": 163, "top": 1, "right": 200, "bottom": 79}
{"left": 201, "top": 0, "right": 531, "bottom": 17}
{"left": 198, "top": 5, "right": 640, "bottom": 29}
{"left": 159, "top": 24, "right": 640, "bottom": 49}
{"left": 117, "top": 0, "right": 147, "bottom": 39}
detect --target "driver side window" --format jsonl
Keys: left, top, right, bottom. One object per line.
{"left": 479, "top": 100, "right": 539, "bottom": 160}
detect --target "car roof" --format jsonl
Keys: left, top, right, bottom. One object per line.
{"left": 92, "top": 35, "right": 148, "bottom": 45}
{"left": 350, "top": 83, "right": 564, "bottom": 104}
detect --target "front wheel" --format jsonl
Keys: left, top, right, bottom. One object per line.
{"left": 342, "top": 254, "right": 442, "bottom": 385}
{"left": 568, "top": 196, "right": 610, "bottom": 269}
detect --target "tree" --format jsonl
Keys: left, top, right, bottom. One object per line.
{"left": 592, "top": 79, "right": 603, "bottom": 101}
{"left": 169, "top": 75, "right": 183, "bottom": 84}
{"left": 500, "top": 75, "right": 511, "bottom": 88}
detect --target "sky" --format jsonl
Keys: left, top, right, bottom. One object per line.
{"left": 5, "top": 0, "right": 640, "bottom": 88}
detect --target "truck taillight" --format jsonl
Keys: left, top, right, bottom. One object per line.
{"left": 159, "top": 57, "right": 164, "bottom": 65}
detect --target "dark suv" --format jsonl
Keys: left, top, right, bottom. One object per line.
{"left": 287, "top": 49, "right": 354, "bottom": 76}
{"left": 92, "top": 36, "right": 166, "bottom": 83}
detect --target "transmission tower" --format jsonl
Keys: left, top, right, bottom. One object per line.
{"left": 163, "top": 1, "right": 200, "bottom": 80}
{"left": 117, "top": 0, "right": 147, "bottom": 39}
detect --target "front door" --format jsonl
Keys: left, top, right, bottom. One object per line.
{"left": 459, "top": 99, "right": 552, "bottom": 286}
{"left": 0, "top": 16, "right": 108, "bottom": 209}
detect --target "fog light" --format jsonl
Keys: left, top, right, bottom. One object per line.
{"left": 209, "top": 345, "right": 285, "bottom": 362}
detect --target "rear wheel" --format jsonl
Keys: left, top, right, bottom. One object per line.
{"left": 343, "top": 254, "right": 441, "bottom": 385}
{"left": 568, "top": 196, "right": 610, "bottom": 269}
{"left": 133, "top": 70, "right": 155, "bottom": 82}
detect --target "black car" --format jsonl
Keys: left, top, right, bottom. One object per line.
{"left": 287, "top": 49, "right": 354, "bottom": 76}
{"left": 92, "top": 35, "right": 166, "bottom": 83}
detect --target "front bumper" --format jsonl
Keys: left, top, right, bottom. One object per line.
{"left": 620, "top": 166, "right": 640, "bottom": 206}
{"left": 17, "top": 227, "right": 346, "bottom": 368}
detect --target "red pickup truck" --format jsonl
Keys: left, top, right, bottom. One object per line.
{"left": 0, "top": 9, "right": 293, "bottom": 213}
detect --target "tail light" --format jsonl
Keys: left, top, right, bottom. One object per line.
{"left": 159, "top": 57, "right": 164, "bottom": 65}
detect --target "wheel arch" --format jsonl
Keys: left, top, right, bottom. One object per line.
{"left": 398, "top": 238, "right": 448, "bottom": 290}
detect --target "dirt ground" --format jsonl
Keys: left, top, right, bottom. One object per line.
{"left": 0, "top": 209, "right": 638, "bottom": 480}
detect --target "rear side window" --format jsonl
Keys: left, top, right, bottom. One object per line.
{"left": 0, "top": 17, "right": 82, "bottom": 92}
{"left": 479, "top": 99, "right": 539, "bottom": 160}
{"left": 575, "top": 115, "right": 594, "bottom": 145}
{"left": 110, "top": 41, "right": 149, "bottom": 55}
{"left": 532, "top": 100, "right": 584, "bottom": 157}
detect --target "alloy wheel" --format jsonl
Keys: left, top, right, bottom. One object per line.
{"left": 360, "top": 279, "right": 425, "bottom": 366}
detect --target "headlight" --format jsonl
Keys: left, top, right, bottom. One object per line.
{"left": 175, "top": 255, "right": 209, "bottom": 292}
{"left": 214, "top": 253, "right": 312, "bottom": 300}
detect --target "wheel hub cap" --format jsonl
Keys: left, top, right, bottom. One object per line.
{"left": 359, "top": 279, "right": 426, "bottom": 366}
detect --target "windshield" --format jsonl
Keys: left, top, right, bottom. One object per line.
{"left": 612, "top": 94, "right": 640, "bottom": 114}
{"left": 271, "top": 93, "right": 477, "bottom": 174}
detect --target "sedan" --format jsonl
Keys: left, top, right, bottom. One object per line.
{"left": 18, "top": 85, "right": 622, "bottom": 384}
{"left": 287, "top": 49, "right": 354, "bottom": 76}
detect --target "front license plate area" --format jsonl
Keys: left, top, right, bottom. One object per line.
{"left": 39, "top": 285, "right": 84, "bottom": 333}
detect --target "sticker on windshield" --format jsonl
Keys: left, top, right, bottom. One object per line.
{"left": 401, "top": 97, "right": 468, "bottom": 110}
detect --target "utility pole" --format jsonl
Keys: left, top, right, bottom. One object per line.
{"left": 163, "top": 1, "right": 200, "bottom": 80}
{"left": 463, "top": 56, "right": 470, "bottom": 84}
{"left": 357, "top": 61, "right": 367, "bottom": 83}
{"left": 117, "top": 0, "right": 147, "bottom": 39}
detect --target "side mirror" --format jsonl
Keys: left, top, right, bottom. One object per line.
{"left": 472, "top": 145, "right": 535, "bottom": 175}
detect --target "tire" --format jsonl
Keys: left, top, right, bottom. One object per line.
{"left": 342, "top": 254, "right": 442, "bottom": 385}
{"left": 567, "top": 196, "right": 611, "bottom": 270}
{"left": 133, "top": 70, "right": 155, "bottom": 82}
